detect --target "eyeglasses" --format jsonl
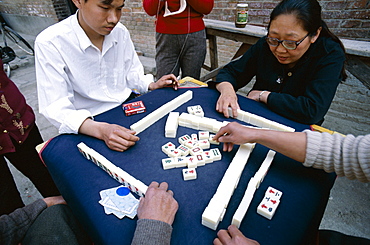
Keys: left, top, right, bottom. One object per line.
{"left": 266, "top": 33, "right": 309, "bottom": 50}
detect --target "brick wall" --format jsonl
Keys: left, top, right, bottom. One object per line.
{"left": 206, "top": 0, "right": 370, "bottom": 40}
{"left": 121, "top": 6, "right": 157, "bottom": 58}
{"left": 0, "top": 0, "right": 368, "bottom": 56}
{"left": 120, "top": 0, "right": 369, "bottom": 65}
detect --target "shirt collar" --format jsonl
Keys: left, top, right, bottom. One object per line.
{"left": 71, "top": 12, "right": 93, "bottom": 52}
{"left": 71, "top": 11, "right": 118, "bottom": 52}
{"left": 102, "top": 30, "right": 117, "bottom": 54}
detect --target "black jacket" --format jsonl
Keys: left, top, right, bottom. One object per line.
{"left": 214, "top": 35, "right": 346, "bottom": 125}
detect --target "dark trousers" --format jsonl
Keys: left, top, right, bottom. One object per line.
{"left": 22, "top": 204, "right": 91, "bottom": 245}
{"left": 155, "top": 29, "right": 207, "bottom": 80}
{"left": 0, "top": 125, "right": 60, "bottom": 215}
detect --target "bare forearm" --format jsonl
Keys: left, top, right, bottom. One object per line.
{"left": 78, "top": 118, "right": 105, "bottom": 139}
{"left": 216, "top": 82, "right": 234, "bottom": 93}
{"left": 78, "top": 118, "right": 139, "bottom": 152}
{"left": 253, "top": 130, "right": 307, "bottom": 163}
{"left": 215, "top": 123, "right": 307, "bottom": 162}
{"left": 43, "top": 196, "right": 67, "bottom": 207}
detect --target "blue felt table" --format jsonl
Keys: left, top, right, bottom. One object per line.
{"left": 41, "top": 87, "right": 335, "bottom": 245}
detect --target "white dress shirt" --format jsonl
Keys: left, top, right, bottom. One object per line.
{"left": 35, "top": 13, "right": 153, "bottom": 134}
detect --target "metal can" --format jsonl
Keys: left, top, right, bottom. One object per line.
{"left": 235, "top": 3, "right": 248, "bottom": 28}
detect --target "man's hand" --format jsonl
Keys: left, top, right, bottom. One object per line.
{"left": 43, "top": 196, "right": 67, "bottom": 207}
{"left": 216, "top": 82, "right": 240, "bottom": 118}
{"left": 149, "top": 74, "right": 179, "bottom": 90}
{"left": 137, "top": 181, "right": 178, "bottom": 225}
{"left": 79, "top": 119, "right": 139, "bottom": 152}
{"left": 214, "top": 225, "right": 260, "bottom": 245}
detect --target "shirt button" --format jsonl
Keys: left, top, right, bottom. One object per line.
{"left": 18, "top": 141, "right": 22, "bottom": 144}
{"left": 287, "top": 72, "right": 292, "bottom": 76}
{"left": 3, "top": 130, "right": 8, "bottom": 133}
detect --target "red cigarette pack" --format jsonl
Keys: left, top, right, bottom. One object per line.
{"left": 122, "top": 101, "right": 146, "bottom": 116}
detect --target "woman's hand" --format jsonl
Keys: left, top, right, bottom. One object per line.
{"left": 216, "top": 82, "right": 240, "bottom": 118}
{"left": 247, "top": 90, "right": 270, "bottom": 103}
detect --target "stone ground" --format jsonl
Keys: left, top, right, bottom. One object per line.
{"left": 4, "top": 33, "right": 370, "bottom": 241}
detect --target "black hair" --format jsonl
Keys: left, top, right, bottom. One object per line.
{"left": 267, "top": 0, "right": 347, "bottom": 80}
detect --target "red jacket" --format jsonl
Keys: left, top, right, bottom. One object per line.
{"left": 143, "top": 0, "right": 214, "bottom": 34}
{"left": 0, "top": 59, "right": 35, "bottom": 154}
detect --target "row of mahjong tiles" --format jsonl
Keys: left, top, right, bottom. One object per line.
{"left": 80, "top": 91, "right": 288, "bottom": 231}
{"left": 130, "top": 89, "right": 294, "bottom": 136}
{"left": 168, "top": 126, "right": 280, "bottom": 228}
{"left": 78, "top": 137, "right": 279, "bottom": 230}
{"left": 161, "top": 132, "right": 222, "bottom": 176}
{"left": 202, "top": 144, "right": 278, "bottom": 230}
{"left": 166, "top": 110, "right": 294, "bottom": 138}
{"left": 159, "top": 100, "right": 287, "bottom": 229}
{"left": 41, "top": 87, "right": 327, "bottom": 245}
{"left": 77, "top": 142, "right": 148, "bottom": 197}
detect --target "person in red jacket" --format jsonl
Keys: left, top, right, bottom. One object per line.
{"left": 0, "top": 59, "right": 60, "bottom": 215}
{"left": 143, "top": 0, "right": 214, "bottom": 80}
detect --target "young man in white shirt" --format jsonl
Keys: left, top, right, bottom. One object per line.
{"left": 35, "top": 0, "right": 178, "bottom": 152}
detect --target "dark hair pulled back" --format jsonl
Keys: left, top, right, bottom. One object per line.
{"left": 267, "top": 0, "right": 347, "bottom": 80}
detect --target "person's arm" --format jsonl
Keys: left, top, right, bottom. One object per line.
{"left": 35, "top": 27, "right": 140, "bottom": 152}
{"left": 78, "top": 119, "right": 139, "bottom": 152}
{"left": 213, "top": 38, "right": 262, "bottom": 118}
{"left": 214, "top": 122, "right": 370, "bottom": 182}
{"left": 187, "top": 0, "right": 214, "bottom": 14}
{"left": 250, "top": 130, "right": 306, "bottom": 162}
{"left": 264, "top": 40, "right": 345, "bottom": 125}
{"left": 214, "top": 225, "right": 260, "bottom": 245}
{"left": 0, "top": 196, "right": 66, "bottom": 245}
{"left": 35, "top": 38, "right": 92, "bottom": 135}
{"left": 36, "top": 42, "right": 139, "bottom": 151}
{"left": 304, "top": 131, "right": 370, "bottom": 182}
{"left": 131, "top": 182, "right": 178, "bottom": 245}
{"left": 213, "top": 122, "right": 306, "bottom": 163}
{"left": 215, "top": 82, "right": 240, "bottom": 118}
{"left": 149, "top": 74, "right": 179, "bottom": 91}
{"left": 246, "top": 90, "right": 271, "bottom": 104}
{"left": 143, "top": 0, "right": 165, "bottom": 16}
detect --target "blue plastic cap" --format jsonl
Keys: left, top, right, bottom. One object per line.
{"left": 116, "top": 186, "right": 130, "bottom": 196}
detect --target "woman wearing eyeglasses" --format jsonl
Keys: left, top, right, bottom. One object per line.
{"left": 212, "top": 0, "right": 347, "bottom": 125}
